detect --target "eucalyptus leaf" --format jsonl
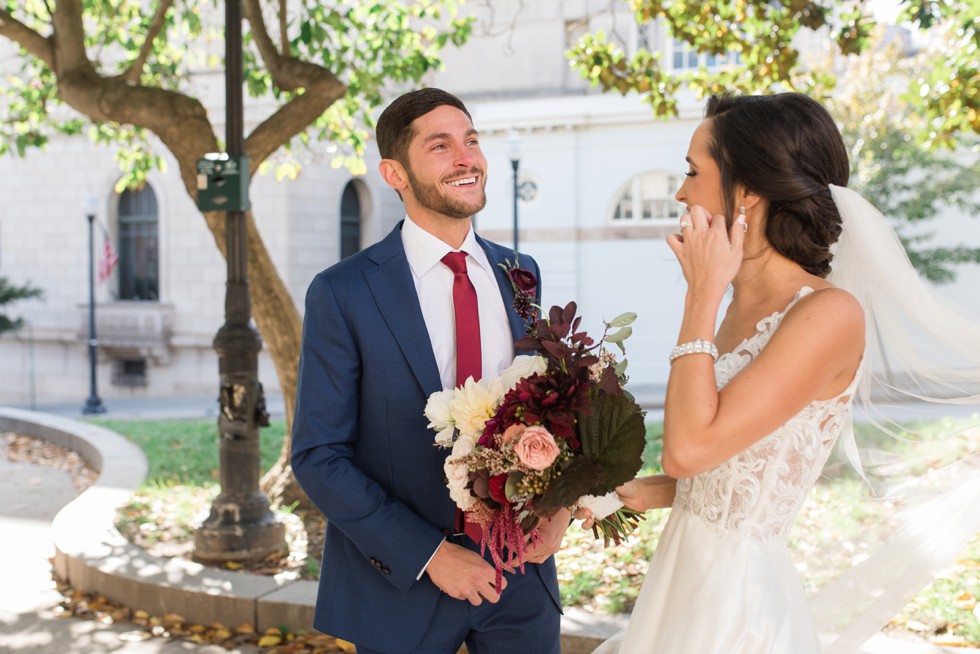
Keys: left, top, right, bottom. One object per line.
{"left": 605, "top": 326, "right": 633, "bottom": 343}
{"left": 607, "top": 312, "right": 637, "bottom": 328}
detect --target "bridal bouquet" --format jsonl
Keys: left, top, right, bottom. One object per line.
{"left": 425, "top": 261, "right": 647, "bottom": 586}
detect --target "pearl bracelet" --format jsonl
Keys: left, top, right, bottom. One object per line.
{"left": 669, "top": 338, "right": 719, "bottom": 364}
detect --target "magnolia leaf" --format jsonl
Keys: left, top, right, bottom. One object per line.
{"left": 605, "top": 326, "right": 633, "bottom": 343}
{"left": 534, "top": 457, "right": 603, "bottom": 516}
{"left": 576, "top": 393, "right": 646, "bottom": 495}
{"left": 607, "top": 312, "right": 637, "bottom": 328}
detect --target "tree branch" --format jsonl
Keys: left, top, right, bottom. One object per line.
{"left": 242, "top": 0, "right": 346, "bottom": 166}
{"left": 244, "top": 0, "right": 283, "bottom": 78}
{"left": 114, "top": 0, "right": 175, "bottom": 84}
{"left": 0, "top": 9, "right": 55, "bottom": 67}
{"left": 279, "top": 0, "right": 290, "bottom": 57}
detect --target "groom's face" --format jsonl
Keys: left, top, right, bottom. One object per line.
{"left": 402, "top": 105, "right": 488, "bottom": 220}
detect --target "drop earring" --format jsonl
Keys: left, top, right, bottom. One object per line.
{"left": 737, "top": 205, "right": 747, "bottom": 232}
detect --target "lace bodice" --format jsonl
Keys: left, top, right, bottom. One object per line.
{"left": 672, "top": 287, "right": 860, "bottom": 545}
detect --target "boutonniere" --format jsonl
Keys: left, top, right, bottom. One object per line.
{"left": 499, "top": 255, "right": 538, "bottom": 322}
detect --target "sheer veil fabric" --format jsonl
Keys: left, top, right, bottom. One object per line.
{"left": 812, "top": 185, "right": 980, "bottom": 652}
{"left": 593, "top": 186, "right": 979, "bottom": 653}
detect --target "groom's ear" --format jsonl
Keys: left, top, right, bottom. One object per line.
{"left": 379, "top": 158, "right": 409, "bottom": 192}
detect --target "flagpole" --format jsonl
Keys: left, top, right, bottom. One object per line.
{"left": 82, "top": 194, "right": 106, "bottom": 415}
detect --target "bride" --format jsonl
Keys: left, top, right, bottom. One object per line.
{"left": 590, "top": 92, "right": 980, "bottom": 653}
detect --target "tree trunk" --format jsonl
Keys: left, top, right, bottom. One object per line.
{"left": 2, "top": 2, "right": 344, "bottom": 511}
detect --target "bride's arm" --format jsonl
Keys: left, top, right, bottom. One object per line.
{"left": 617, "top": 475, "right": 676, "bottom": 511}
{"left": 663, "top": 206, "right": 864, "bottom": 480}
{"left": 662, "top": 289, "right": 864, "bottom": 479}
{"left": 574, "top": 476, "right": 675, "bottom": 528}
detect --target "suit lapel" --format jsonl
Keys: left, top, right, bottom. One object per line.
{"left": 365, "top": 224, "right": 442, "bottom": 397}
{"left": 477, "top": 235, "right": 527, "bottom": 344}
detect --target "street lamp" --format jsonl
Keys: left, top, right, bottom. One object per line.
{"left": 193, "top": 0, "right": 284, "bottom": 563}
{"left": 507, "top": 128, "right": 522, "bottom": 252}
{"left": 82, "top": 193, "right": 106, "bottom": 415}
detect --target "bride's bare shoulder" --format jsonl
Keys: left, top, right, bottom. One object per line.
{"left": 786, "top": 286, "right": 865, "bottom": 341}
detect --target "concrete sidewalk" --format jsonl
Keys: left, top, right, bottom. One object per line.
{"left": 0, "top": 437, "right": 261, "bottom": 653}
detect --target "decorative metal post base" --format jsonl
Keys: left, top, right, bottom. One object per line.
{"left": 193, "top": 492, "right": 286, "bottom": 562}
{"left": 82, "top": 396, "right": 106, "bottom": 415}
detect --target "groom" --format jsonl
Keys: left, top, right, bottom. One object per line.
{"left": 291, "top": 88, "right": 566, "bottom": 654}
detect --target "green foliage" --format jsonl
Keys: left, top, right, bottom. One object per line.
{"left": 0, "top": 276, "right": 43, "bottom": 335}
{"left": 566, "top": 0, "right": 977, "bottom": 145}
{"left": 830, "top": 33, "right": 980, "bottom": 283}
{"left": 89, "top": 417, "right": 286, "bottom": 486}
{"left": 0, "top": 1, "right": 473, "bottom": 182}
{"left": 897, "top": 0, "right": 979, "bottom": 148}
{"left": 566, "top": 0, "right": 863, "bottom": 115}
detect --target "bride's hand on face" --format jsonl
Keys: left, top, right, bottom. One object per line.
{"left": 666, "top": 204, "right": 746, "bottom": 296}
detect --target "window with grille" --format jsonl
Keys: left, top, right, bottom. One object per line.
{"left": 340, "top": 181, "right": 362, "bottom": 260}
{"left": 112, "top": 357, "right": 148, "bottom": 387}
{"left": 611, "top": 172, "right": 682, "bottom": 223}
{"left": 117, "top": 186, "right": 159, "bottom": 301}
{"left": 669, "top": 37, "right": 742, "bottom": 72}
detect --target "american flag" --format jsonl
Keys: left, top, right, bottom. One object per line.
{"left": 97, "top": 224, "right": 119, "bottom": 284}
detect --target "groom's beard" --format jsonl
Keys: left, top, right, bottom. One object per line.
{"left": 406, "top": 166, "right": 487, "bottom": 220}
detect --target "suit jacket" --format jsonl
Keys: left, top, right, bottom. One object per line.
{"left": 291, "top": 222, "right": 560, "bottom": 653}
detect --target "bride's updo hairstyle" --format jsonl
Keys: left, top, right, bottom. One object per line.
{"left": 704, "top": 93, "right": 850, "bottom": 278}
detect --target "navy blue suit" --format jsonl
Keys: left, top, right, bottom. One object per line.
{"left": 291, "top": 222, "right": 561, "bottom": 653}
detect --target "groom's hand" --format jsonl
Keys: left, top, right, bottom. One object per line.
{"left": 519, "top": 507, "right": 571, "bottom": 564}
{"left": 426, "top": 541, "right": 507, "bottom": 605}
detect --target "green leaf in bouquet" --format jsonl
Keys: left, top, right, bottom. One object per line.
{"left": 614, "top": 357, "right": 629, "bottom": 377}
{"left": 577, "top": 393, "right": 646, "bottom": 495}
{"left": 534, "top": 456, "right": 603, "bottom": 517}
{"left": 605, "top": 326, "right": 633, "bottom": 343}
{"left": 606, "top": 312, "right": 637, "bottom": 328}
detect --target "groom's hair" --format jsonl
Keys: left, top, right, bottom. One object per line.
{"left": 377, "top": 88, "right": 472, "bottom": 165}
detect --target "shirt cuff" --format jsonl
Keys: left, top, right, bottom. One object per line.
{"left": 417, "top": 538, "right": 447, "bottom": 581}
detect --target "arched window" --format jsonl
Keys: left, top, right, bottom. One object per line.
{"left": 340, "top": 181, "right": 362, "bottom": 259}
{"left": 117, "top": 186, "right": 159, "bottom": 301}
{"left": 611, "top": 171, "right": 682, "bottom": 222}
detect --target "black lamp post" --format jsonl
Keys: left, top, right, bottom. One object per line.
{"left": 82, "top": 194, "right": 106, "bottom": 415}
{"left": 507, "top": 128, "right": 522, "bottom": 252}
{"left": 193, "top": 0, "right": 284, "bottom": 562}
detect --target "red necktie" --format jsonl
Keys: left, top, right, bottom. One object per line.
{"left": 441, "top": 252, "right": 482, "bottom": 387}
{"left": 441, "top": 251, "right": 484, "bottom": 544}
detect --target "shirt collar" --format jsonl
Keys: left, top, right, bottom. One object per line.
{"left": 401, "top": 215, "right": 492, "bottom": 280}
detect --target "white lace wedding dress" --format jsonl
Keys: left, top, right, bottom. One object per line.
{"left": 595, "top": 287, "right": 860, "bottom": 654}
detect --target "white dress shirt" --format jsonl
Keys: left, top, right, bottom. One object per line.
{"left": 401, "top": 215, "right": 517, "bottom": 578}
{"left": 401, "top": 215, "right": 515, "bottom": 388}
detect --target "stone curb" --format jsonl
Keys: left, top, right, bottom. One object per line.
{"left": 0, "top": 407, "right": 620, "bottom": 653}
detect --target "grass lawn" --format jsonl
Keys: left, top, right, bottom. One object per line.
{"left": 90, "top": 415, "right": 980, "bottom": 647}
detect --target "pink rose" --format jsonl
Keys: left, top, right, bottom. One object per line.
{"left": 514, "top": 426, "right": 560, "bottom": 470}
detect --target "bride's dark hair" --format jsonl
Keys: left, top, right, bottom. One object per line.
{"left": 705, "top": 93, "right": 850, "bottom": 278}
